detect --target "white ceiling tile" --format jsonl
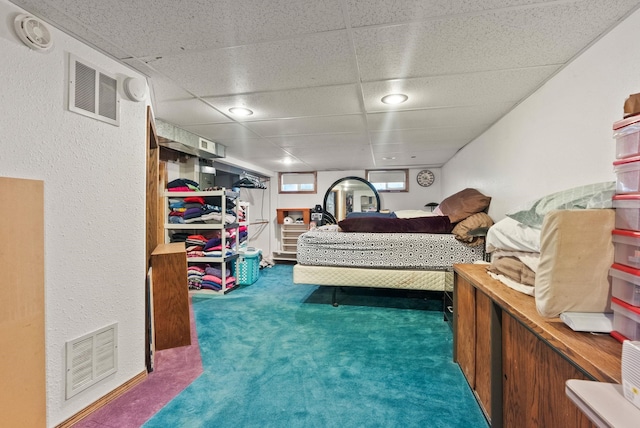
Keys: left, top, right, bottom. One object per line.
{"left": 268, "top": 133, "right": 370, "bottom": 148}
{"left": 42, "top": 0, "right": 347, "bottom": 57}
{"left": 204, "top": 85, "right": 363, "bottom": 120}
{"left": 245, "top": 155, "right": 313, "bottom": 172}
{"left": 347, "top": 0, "right": 553, "bottom": 27}
{"left": 370, "top": 128, "right": 478, "bottom": 145}
{"left": 371, "top": 140, "right": 467, "bottom": 153}
{"left": 244, "top": 115, "right": 367, "bottom": 137}
{"left": 181, "top": 123, "right": 260, "bottom": 141}
{"left": 284, "top": 144, "right": 376, "bottom": 171}
{"left": 285, "top": 143, "right": 371, "bottom": 157}
{"left": 225, "top": 140, "right": 291, "bottom": 159}
{"left": 366, "top": 103, "right": 513, "bottom": 131}
{"left": 373, "top": 148, "right": 459, "bottom": 167}
{"left": 354, "top": 2, "right": 639, "bottom": 80}
{"left": 154, "top": 99, "right": 232, "bottom": 126}
{"left": 148, "top": 31, "right": 357, "bottom": 96}
{"left": 362, "top": 67, "right": 558, "bottom": 112}
{"left": 145, "top": 75, "right": 195, "bottom": 103}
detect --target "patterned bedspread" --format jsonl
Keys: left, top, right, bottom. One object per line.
{"left": 296, "top": 231, "right": 483, "bottom": 270}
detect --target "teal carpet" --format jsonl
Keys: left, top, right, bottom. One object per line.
{"left": 143, "top": 264, "right": 488, "bottom": 428}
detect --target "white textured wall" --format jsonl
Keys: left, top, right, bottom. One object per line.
{"left": 0, "top": 1, "right": 147, "bottom": 425}
{"left": 276, "top": 168, "right": 443, "bottom": 213}
{"left": 442, "top": 8, "right": 640, "bottom": 221}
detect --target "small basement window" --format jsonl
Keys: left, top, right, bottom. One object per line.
{"left": 367, "top": 169, "right": 408, "bottom": 192}
{"left": 279, "top": 172, "right": 317, "bottom": 194}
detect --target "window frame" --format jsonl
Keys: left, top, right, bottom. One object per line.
{"left": 278, "top": 171, "right": 317, "bottom": 194}
{"left": 366, "top": 169, "right": 409, "bottom": 193}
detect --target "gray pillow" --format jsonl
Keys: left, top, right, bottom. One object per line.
{"left": 506, "top": 182, "right": 615, "bottom": 229}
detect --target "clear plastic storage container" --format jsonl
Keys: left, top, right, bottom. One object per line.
{"left": 612, "top": 297, "right": 640, "bottom": 341}
{"left": 612, "top": 229, "right": 640, "bottom": 269}
{"left": 614, "top": 156, "right": 640, "bottom": 194}
{"left": 614, "top": 115, "right": 640, "bottom": 159}
{"left": 610, "top": 263, "right": 640, "bottom": 307}
{"left": 613, "top": 194, "right": 640, "bottom": 231}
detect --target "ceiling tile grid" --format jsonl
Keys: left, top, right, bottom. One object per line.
{"left": 10, "top": 0, "right": 640, "bottom": 172}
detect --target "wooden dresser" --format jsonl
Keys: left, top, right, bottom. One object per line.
{"left": 453, "top": 263, "right": 622, "bottom": 428}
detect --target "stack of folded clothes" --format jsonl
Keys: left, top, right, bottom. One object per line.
{"left": 167, "top": 178, "right": 200, "bottom": 192}
{"left": 201, "top": 265, "right": 235, "bottom": 291}
{"left": 187, "top": 265, "right": 205, "bottom": 289}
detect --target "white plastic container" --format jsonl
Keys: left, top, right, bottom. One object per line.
{"left": 614, "top": 156, "right": 640, "bottom": 194}
{"left": 612, "top": 297, "right": 640, "bottom": 341}
{"left": 613, "top": 194, "right": 640, "bottom": 231}
{"left": 610, "top": 263, "right": 640, "bottom": 307}
{"left": 614, "top": 115, "right": 640, "bottom": 159}
{"left": 612, "top": 229, "right": 640, "bottom": 269}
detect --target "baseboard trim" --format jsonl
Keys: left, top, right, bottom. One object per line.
{"left": 56, "top": 370, "right": 148, "bottom": 428}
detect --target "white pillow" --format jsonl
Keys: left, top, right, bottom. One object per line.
{"left": 393, "top": 209, "right": 438, "bottom": 218}
{"left": 486, "top": 217, "right": 541, "bottom": 253}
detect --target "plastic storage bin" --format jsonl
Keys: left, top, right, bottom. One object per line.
{"left": 613, "top": 229, "right": 640, "bottom": 269}
{"left": 614, "top": 156, "right": 640, "bottom": 194}
{"left": 614, "top": 115, "right": 640, "bottom": 159}
{"left": 612, "top": 297, "right": 640, "bottom": 341}
{"left": 610, "top": 263, "right": 640, "bottom": 307}
{"left": 234, "top": 248, "right": 261, "bottom": 285}
{"left": 613, "top": 230, "right": 640, "bottom": 268}
{"left": 613, "top": 194, "right": 640, "bottom": 231}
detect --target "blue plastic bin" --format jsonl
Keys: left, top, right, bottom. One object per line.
{"left": 234, "top": 248, "right": 262, "bottom": 285}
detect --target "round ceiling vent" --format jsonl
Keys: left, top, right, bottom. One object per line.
{"left": 14, "top": 14, "right": 53, "bottom": 53}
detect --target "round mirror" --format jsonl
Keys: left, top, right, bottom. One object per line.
{"left": 323, "top": 176, "right": 380, "bottom": 222}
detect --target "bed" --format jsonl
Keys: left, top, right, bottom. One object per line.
{"left": 293, "top": 188, "right": 493, "bottom": 305}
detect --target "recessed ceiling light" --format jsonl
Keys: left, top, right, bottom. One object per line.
{"left": 229, "top": 107, "right": 253, "bottom": 116}
{"left": 381, "top": 94, "right": 408, "bottom": 105}
{"left": 382, "top": 156, "right": 396, "bottom": 160}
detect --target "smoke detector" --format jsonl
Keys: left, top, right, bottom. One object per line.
{"left": 123, "top": 77, "right": 148, "bottom": 102}
{"left": 14, "top": 14, "right": 53, "bottom": 53}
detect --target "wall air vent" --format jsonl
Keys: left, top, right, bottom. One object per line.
{"left": 65, "top": 323, "right": 118, "bottom": 399}
{"left": 68, "top": 55, "right": 119, "bottom": 126}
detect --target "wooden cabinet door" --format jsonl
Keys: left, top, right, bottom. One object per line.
{"left": 502, "top": 313, "right": 596, "bottom": 428}
{"left": 454, "top": 275, "right": 476, "bottom": 388}
{"left": 151, "top": 243, "right": 191, "bottom": 350}
{"left": 475, "top": 290, "right": 493, "bottom": 420}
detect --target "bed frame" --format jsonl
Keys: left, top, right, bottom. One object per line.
{"left": 293, "top": 264, "right": 454, "bottom": 306}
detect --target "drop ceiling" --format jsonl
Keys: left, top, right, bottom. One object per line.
{"left": 10, "top": 0, "right": 640, "bottom": 173}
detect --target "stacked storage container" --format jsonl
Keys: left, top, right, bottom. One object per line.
{"left": 611, "top": 115, "right": 640, "bottom": 342}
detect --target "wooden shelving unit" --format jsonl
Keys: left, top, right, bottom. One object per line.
{"left": 273, "top": 208, "right": 310, "bottom": 262}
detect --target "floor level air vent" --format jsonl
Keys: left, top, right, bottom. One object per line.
{"left": 68, "top": 55, "right": 120, "bottom": 126}
{"left": 65, "top": 323, "right": 118, "bottom": 399}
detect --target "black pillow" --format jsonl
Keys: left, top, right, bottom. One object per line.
{"left": 338, "top": 216, "right": 453, "bottom": 233}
